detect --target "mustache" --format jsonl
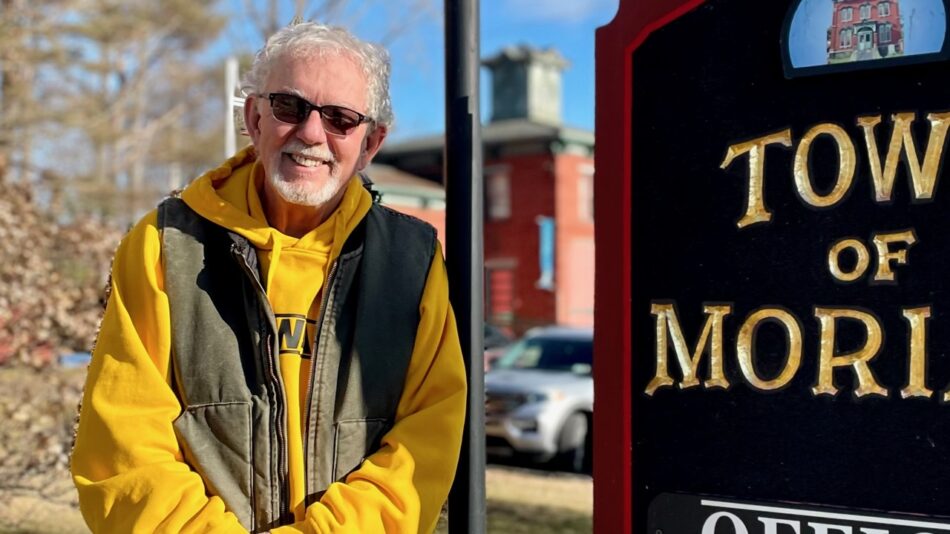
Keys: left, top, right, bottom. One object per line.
{"left": 281, "top": 140, "right": 336, "bottom": 164}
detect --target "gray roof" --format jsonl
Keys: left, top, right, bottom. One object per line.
{"left": 365, "top": 164, "right": 441, "bottom": 189}
{"left": 364, "top": 163, "right": 444, "bottom": 200}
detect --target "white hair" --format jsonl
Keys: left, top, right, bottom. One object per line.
{"left": 241, "top": 21, "right": 394, "bottom": 129}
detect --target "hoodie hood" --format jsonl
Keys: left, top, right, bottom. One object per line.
{"left": 180, "top": 145, "right": 372, "bottom": 253}
{"left": 180, "top": 145, "right": 373, "bottom": 292}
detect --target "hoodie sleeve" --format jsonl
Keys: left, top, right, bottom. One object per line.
{"left": 272, "top": 242, "right": 467, "bottom": 534}
{"left": 70, "top": 211, "right": 248, "bottom": 534}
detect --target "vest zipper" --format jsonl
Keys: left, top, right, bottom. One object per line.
{"left": 231, "top": 244, "right": 291, "bottom": 524}
{"left": 304, "top": 258, "right": 339, "bottom": 499}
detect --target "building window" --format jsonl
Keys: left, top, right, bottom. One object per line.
{"left": 840, "top": 28, "right": 853, "bottom": 48}
{"left": 880, "top": 23, "right": 892, "bottom": 43}
{"left": 486, "top": 267, "right": 515, "bottom": 323}
{"left": 486, "top": 166, "right": 511, "bottom": 220}
{"left": 840, "top": 7, "right": 853, "bottom": 21}
{"left": 878, "top": 1, "right": 890, "bottom": 17}
{"left": 860, "top": 3, "right": 871, "bottom": 19}
{"left": 536, "top": 216, "right": 555, "bottom": 291}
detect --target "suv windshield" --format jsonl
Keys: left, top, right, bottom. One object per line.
{"left": 494, "top": 335, "right": 593, "bottom": 373}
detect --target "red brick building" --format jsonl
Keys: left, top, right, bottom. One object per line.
{"left": 828, "top": 0, "right": 903, "bottom": 63}
{"left": 376, "top": 46, "right": 595, "bottom": 334}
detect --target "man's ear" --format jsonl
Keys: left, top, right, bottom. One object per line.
{"left": 357, "top": 125, "right": 388, "bottom": 170}
{"left": 243, "top": 95, "right": 263, "bottom": 145}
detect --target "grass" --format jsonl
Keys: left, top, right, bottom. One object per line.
{"left": 487, "top": 499, "right": 592, "bottom": 533}
{"left": 435, "top": 465, "right": 593, "bottom": 534}
{"left": 435, "top": 500, "right": 592, "bottom": 534}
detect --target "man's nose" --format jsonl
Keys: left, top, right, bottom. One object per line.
{"left": 295, "top": 110, "right": 328, "bottom": 145}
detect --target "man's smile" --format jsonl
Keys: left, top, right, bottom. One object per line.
{"left": 286, "top": 152, "right": 331, "bottom": 168}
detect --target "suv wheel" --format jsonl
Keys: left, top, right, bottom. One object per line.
{"left": 556, "top": 412, "right": 589, "bottom": 473}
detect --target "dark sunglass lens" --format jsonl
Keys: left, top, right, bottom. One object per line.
{"left": 271, "top": 94, "right": 306, "bottom": 124}
{"left": 321, "top": 106, "right": 361, "bottom": 135}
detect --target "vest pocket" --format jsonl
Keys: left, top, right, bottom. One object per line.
{"left": 332, "top": 418, "right": 390, "bottom": 481}
{"left": 173, "top": 401, "right": 254, "bottom": 529}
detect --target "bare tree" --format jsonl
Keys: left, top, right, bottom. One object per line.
{"left": 50, "top": 0, "right": 226, "bottom": 218}
{"left": 237, "top": 0, "right": 438, "bottom": 47}
{"left": 0, "top": 0, "right": 229, "bottom": 364}
{"left": 0, "top": 0, "right": 80, "bottom": 183}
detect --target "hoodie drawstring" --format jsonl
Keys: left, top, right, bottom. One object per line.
{"left": 266, "top": 234, "right": 284, "bottom": 293}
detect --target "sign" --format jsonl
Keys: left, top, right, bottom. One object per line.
{"left": 594, "top": 0, "right": 950, "bottom": 532}
{"left": 650, "top": 494, "right": 950, "bottom": 534}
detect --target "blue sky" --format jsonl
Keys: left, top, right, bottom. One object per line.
{"left": 213, "top": 0, "right": 619, "bottom": 141}
{"left": 789, "top": 0, "right": 946, "bottom": 67}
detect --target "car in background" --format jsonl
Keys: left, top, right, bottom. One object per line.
{"left": 484, "top": 326, "right": 593, "bottom": 473}
{"left": 483, "top": 323, "right": 513, "bottom": 371}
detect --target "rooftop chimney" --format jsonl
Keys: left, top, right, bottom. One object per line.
{"left": 482, "top": 45, "right": 569, "bottom": 125}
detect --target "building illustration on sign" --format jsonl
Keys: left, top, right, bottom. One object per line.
{"left": 827, "top": 0, "right": 904, "bottom": 63}
{"left": 785, "top": 0, "right": 946, "bottom": 75}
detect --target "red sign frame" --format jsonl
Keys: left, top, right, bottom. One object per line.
{"left": 593, "top": 0, "right": 706, "bottom": 531}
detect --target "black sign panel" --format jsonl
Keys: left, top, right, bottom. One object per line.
{"left": 631, "top": 0, "right": 950, "bottom": 529}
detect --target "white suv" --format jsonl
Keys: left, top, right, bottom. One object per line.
{"left": 484, "top": 326, "right": 593, "bottom": 472}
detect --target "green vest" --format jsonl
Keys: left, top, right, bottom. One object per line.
{"left": 158, "top": 197, "right": 436, "bottom": 532}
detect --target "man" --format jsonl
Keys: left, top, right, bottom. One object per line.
{"left": 71, "top": 22, "right": 467, "bottom": 533}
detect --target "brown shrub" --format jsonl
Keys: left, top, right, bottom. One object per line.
{"left": 0, "top": 180, "right": 122, "bottom": 366}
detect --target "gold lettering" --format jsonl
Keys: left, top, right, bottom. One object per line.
{"left": 871, "top": 230, "right": 917, "bottom": 283}
{"left": 793, "top": 123, "right": 857, "bottom": 208}
{"left": 721, "top": 130, "right": 793, "bottom": 229}
{"left": 736, "top": 308, "right": 803, "bottom": 391}
{"left": 827, "top": 238, "right": 871, "bottom": 282}
{"left": 646, "top": 303, "right": 732, "bottom": 396}
{"left": 857, "top": 112, "right": 950, "bottom": 202}
{"left": 813, "top": 307, "right": 888, "bottom": 397}
{"left": 901, "top": 306, "right": 933, "bottom": 399}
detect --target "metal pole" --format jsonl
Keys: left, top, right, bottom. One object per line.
{"left": 445, "top": 0, "right": 484, "bottom": 532}
{"left": 225, "top": 56, "right": 238, "bottom": 158}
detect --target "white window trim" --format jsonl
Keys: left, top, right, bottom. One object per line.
{"left": 840, "top": 28, "right": 853, "bottom": 48}
{"left": 578, "top": 174, "right": 594, "bottom": 223}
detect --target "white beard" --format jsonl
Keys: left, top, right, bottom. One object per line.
{"left": 269, "top": 168, "right": 347, "bottom": 207}
{"left": 266, "top": 141, "right": 348, "bottom": 207}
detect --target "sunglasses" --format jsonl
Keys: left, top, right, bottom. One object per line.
{"left": 266, "top": 92, "right": 372, "bottom": 136}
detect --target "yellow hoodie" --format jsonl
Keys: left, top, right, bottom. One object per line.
{"left": 71, "top": 147, "right": 467, "bottom": 533}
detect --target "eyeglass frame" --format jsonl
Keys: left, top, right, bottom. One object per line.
{"left": 263, "top": 92, "right": 373, "bottom": 136}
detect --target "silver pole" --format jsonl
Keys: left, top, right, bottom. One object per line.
{"left": 225, "top": 56, "right": 238, "bottom": 158}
